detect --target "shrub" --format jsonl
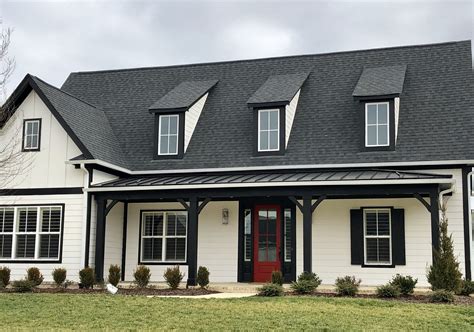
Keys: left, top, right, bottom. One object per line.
{"left": 427, "top": 208, "right": 462, "bottom": 293}
{"left": 0, "top": 266, "right": 10, "bottom": 288}
{"left": 79, "top": 267, "right": 95, "bottom": 289}
{"left": 163, "top": 266, "right": 184, "bottom": 290}
{"left": 389, "top": 274, "right": 417, "bottom": 295}
{"left": 52, "top": 268, "right": 67, "bottom": 287}
{"left": 12, "top": 279, "right": 35, "bottom": 293}
{"left": 26, "top": 267, "right": 44, "bottom": 287}
{"left": 134, "top": 265, "right": 151, "bottom": 288}
{"left": 108, "top": 265, "right": 121, "bottom": 287}
{"left": 335, "top": 276, "right": 361, "bottom": 296}
{"left": 197, "top": 266, "right": 210, "bottom": 289}
{"left": 291, "top": 271, "right": 322, "bottom": 294}
{"left": 271, "top": 271, "right": 284, "bottom": 286}
{"left": 258, "top": 283, "right": 283, "bottom": 297}
{"left": 429, "top": 289, "right": 455, "bottom": 303}
{"left": 457, "top": 279, "right": 474, "bottom": 296}
{"left": 376, "top": 283, "right": 401, "bottom": 298}
{"left": 298, "top": 272, "right": 320, "bottom": 283}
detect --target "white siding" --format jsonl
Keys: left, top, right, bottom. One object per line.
{"left": 0, "top": 91, "right": 83, "bottom": 188}
{"left": 184, "top": 93, "right": 208, "bottom": 151}
{"left": 285, "top": 90, "right": 300, "bottom": 148}
{"left": 103, "top": 202, "right": 124, "bottom": 279}
{"left": 0, "top": 194, "right": 84, "bottom": 281}
{"left": 92, "top": 170, "right": 118, "bottom": 185}
{"left": 394, "top": 97, "right": 400, "bottom": 141}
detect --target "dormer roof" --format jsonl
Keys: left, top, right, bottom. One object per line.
{"left": 352, "top": 65, "right": 407, "bottom": 99}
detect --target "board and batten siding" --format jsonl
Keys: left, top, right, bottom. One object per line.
{"left": 0, "top": 90, "right": 83, "bottom": 189}
{"left": 0, "top": 194, "right": 84, "bottom": 281}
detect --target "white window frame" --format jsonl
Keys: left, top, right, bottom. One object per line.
{"left": 0, "top": 205, "right": 62, "bottom": 261}
{"left": 141, "top": 211, "right": 187, "bottom": 263}
{"left": 158, "top": 114, "right": 179, "bottom": 156}
{"left": 258, "top": 109, "right": 280, "bottom": 152}
{"left": 363, "top": 208, "right": 392, "bottom": 265}
{"left": 23, "top": 119, "right": 41, "bottom": 150}
{"left": 243, "top": 209, "right": 251, "bottom": 262}
{"left": 365, "top": 102, "right": 389, "bottom": 147}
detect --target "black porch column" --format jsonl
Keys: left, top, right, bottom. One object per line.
{"left": 187, "top": 197, "right": 199, "bottom": 286}
{"left": 302, "top": 195, "right": 312, "bottom": 273}
{"left": 430, "top": 188, "right": 440, "bottom": 263}
{"left": 94, "top": 197, "right": 106, "bottom": 282}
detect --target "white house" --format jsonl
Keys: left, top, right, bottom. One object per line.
{"left": 0, "top": 40, "right": 473, "bottom": 287}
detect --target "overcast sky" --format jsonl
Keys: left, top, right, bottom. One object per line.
{"left": 1, "top": 0, "right": 472, "bottom": 94}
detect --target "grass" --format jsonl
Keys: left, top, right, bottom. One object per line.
{"left": 0, "top": 294, "right": 472, "bottom": 330}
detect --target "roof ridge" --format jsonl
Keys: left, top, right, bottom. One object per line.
{"left": 31, "top": 75, "right": 101, "bottom": 110}
{"left": 68, "top": 40, "right": 470, "bottom": 76}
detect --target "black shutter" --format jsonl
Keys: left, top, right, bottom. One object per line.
{"left": 391, "top": 208, "right": 406, "bottom": 265}
{"left": 350, "top": 209, "right": 363, "bottom": 265}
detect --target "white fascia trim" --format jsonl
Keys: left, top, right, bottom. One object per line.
{"left": 66, "top": 158, "right": 474, "bottom": 176}
{"left": 86, "top": 178, "right": 455, "bottom": 193}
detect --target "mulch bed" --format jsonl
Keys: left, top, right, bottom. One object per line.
{"left": 0, "top": 286, "right": 219, "bottom": 296}
{"left": 284, "top": 291, "right": 474, "bottom": 305}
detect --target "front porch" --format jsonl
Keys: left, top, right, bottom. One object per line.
{"left": 87, "top": 169, "right": 453, "bottom": 287}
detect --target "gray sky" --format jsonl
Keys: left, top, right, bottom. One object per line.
{"left": 1, "top": 0, "right": 472, "bottom": 94}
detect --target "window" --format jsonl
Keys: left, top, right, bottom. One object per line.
{"left": 258, "top": 109, "right": 279, "bottom": 151}
{"left": 158, "top": 114, "right": 179, "bottom": 155}
{"left": 22, "top": 119, "right": 41, "bottom": 151}
{"left": 365, "top": 102, "right": 389, "bottom": 147}
{"left": 244, "top": 209, "right": 251, "bottom": 262}
{"left": 284, "top": 209, "right": 292, "bottom": 262}
{"left": 364, "top": 209, "right": 391, "bottom": 265}
{"left": 0, "top": 206, "right": 62, "bottom": 261}
{"left": 141, "top": 211, "right": 187, "bottom": 263}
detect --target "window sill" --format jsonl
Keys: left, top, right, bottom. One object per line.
{"left": 139, "top": 261, "right": 187, "bottom": 266}
{"left": 361, "top": 264, "right": 395, "bottom": 268}
{"left": 0, "top": 259, "right": 61, "bottom": 264}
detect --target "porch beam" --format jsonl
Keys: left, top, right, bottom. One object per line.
{"left": 430, "top": 188, "right": 440, "bottom": 264}
{"left": 414, "top": 193, "right": 431, "bottom": 212}
{"left": 94, "top": 197, "right": 106, "bottom": 282}
{"left": 187, "top": 197, "right": 199, "bottom": 287}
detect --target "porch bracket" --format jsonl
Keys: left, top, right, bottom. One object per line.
{"left": 105, "top": 199, "right": 119, "bottom": 216}
{"left": 198, "top": 198, "right": 212, "bottom": 214}
{"left": 311, "top": 195, "right": 326, "bottom": 213}
{"left": 177, "top": 199, "right": 190, "bottom": 210}
{"left": 288, "top": 196, "right": 303, "bottom": 211}
{"left": 414, "top": 193, "right": 431, "bottom": 212}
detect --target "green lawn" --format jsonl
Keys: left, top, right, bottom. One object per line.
{"left": 0, "top": 294, "right": 472, "bottom": 330}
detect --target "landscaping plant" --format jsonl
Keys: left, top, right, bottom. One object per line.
{"left": 258, "top": 283, "right": 283, "bottom": 297}
{"left": 134, "top": 265, "right": 151, "bottom": 288}
{"left": 335, "top": 276, "right": 361, "bottom": 296}
{"left": 389, "top": 274, "right": 417, "bottom": 295}
{"left": 291, "top": 271, "right": 322, "bottom": 294}
{"left": 197, "top": 266, "right": 210, "bottom": 289}
{"left": 12, "top": 279, "right": 35, "bottom": 293}
{"left": 79, "top": 267, "right": 95, "bottom": 289}
{"left": 429, "top": 289, "right": 455, "bottom": 303}
{"left": 26, "top": 267, "right": 44, "bottom": 286}
{"left": 376, "top": 283, "right": 401, "bottom": 298}
{"left": 427, "top": 205, "right": 462, "bottom": 293}
{"left": 108, "top": 265, "right": 121, "bottom": 287}
{"left": 52, "top": 268, "right": 67, "bottom": 287}
{"left": 457, "top": 279, "right": 474, "bottom": 296}
{"left": 271, "top": 270, "right": 284, "bottom": 286}
{"left": 0, "top": 266, "right": 10, "bottom": 288}
{"left": 163, "top": 266, "right": 184, "bottom": 290}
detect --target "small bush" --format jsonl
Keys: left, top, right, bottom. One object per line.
{"left": 298, "top": 272, "right": 320, "bottom": 283}
{"left": 134, "top": 265, "right": 151, "bottom": 288}
{"left": 52, "top": 268, "right": 67, "bottom": 287}
{"left": 197, "top": 266, "right": 210, "bottom": 289}
{"left": 335, "top": 276, "right": 361, "bottom": 296}
{"left": 389, "top": 274, "right": 417, "bottom": 295}
{"left": 26, "top": 267, "right": 44, "bottom": 287}
{"left": 376, "top": 283, "right": 401, "bottom": 298}
{"left": 79, "top": 267, "right": 95, "bottom": 289}
{"left": 163, "top": 266, "right": 184, "bottom": 290}
{"left": 457, "top": 279, "right": 474, "bottom": 296}
{"left": 12, "top": 279, "right": 35, "bottom": 293}
{"left": 429, "top": 289, "right": 455, "bottom": 303}
{"left": 108, "top": 265, "right": 121, "bottom": 287}
{"left": 271, "top": 271, "right": 284, "bottom": 286}
{"left": 258, "top": 283, "right": 283, "bottom": 297}
{"left": 291, "top": 280, "right": 318, "bottom": 294}
{"left": 0, "top": 266, "right": 10, "bottom": 288}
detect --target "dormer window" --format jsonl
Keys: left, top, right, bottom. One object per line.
{"left": 22, "top": 118, "right": 41, "bottom": 151}
{"left": 258, "top": 109, "right": 280, "bottom": 152}
{"left": 158, "top": 114, "right": 179, "bottom": 155}
{"left": 365, "top": 102, "right": 389, "bottom": 147}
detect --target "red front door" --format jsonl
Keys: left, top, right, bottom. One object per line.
{"left": 253, "top": 205, "right": 281, "bottom": 282}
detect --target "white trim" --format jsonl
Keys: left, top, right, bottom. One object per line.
{"left": 85, "top": 178, "right": 455, "bottom": 192}
{"left": 158, "top": 114, "right": 179, "bottom": 156}
{"left": 365, "top": 102, "right": 389, "bottom": 147}
{"left": 23, "top": 119, "right": 40, "bottom": 150}
{"left": 66, "top": 159, "right": 474, "bottom": 176}
{"left": 363, "top": 208, "right": 392, "bottom": 265}
{"left": 258, "top": 108, "right": 280, "bottom": 152}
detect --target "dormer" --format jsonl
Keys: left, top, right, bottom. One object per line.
{"left": 353, "top": 65, "right": 406, "bottom": 151}
{"left": 149, "top": 80, "right": 218, "bottom": 159}
{"left": 247, "top": 72, "right": 308, "bottom": 156}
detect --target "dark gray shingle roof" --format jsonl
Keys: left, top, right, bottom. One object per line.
{"left": 149, "top": 80, "right": 218, "bottom": 111}
{"left": 352, "top": 65, "right": 407, "bottom": 97}
{"left": 247, "top": 72, "right": 309, "bottom": 106}
{"left": 58, "top": 40, "right": 473, "bottom": 171}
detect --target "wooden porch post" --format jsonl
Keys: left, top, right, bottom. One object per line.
{"left": 302, "top": 195, "right": 312, "bottom": 273}
{"left": 430, "top": 188, "right": 440, "bottom": 263}
{"left": 187, "top": 197, "right": 199, "bottom": 287}
{"left": 94, "top": 197, "right": 106, "bottom": 282}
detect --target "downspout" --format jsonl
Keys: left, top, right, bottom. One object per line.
{"left": 438, "top": 179, "right": 456, "bottom": 208}
{"left": 80, "top": 164, "right": 91, "bottom": 268}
